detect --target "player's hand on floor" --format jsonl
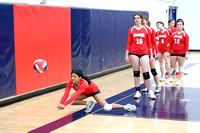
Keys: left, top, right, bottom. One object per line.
{"left": 57, "top": 103, "right": 65, "bottom": 110}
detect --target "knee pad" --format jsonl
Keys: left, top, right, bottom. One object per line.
{"left": 143, "top": 72, "right": 150, "bottom": 80}
{"left": 160, "top": 63, "right": 164, "bottom": 68}
{"left": 168, "top": 67, "right": 174, "bottom": 74}
{"left": 133, "top": 71, "right": 140, "bottom": 77}
{"left": 178, "top": 66, "right": 184, "bottom": 72}
{"left": 151, "top": 68, "right": 158, "bottom": 76}
{"left": 67, "top": 97, "right": 74, "bottom": 105}
{"left": 166, "top": 64, "right": 170, "bottom": 70}
{"left": 103, "top": 103, "right": 112, "bottom": 111}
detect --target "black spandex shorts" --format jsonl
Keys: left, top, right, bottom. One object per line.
{"left": 129, "top": 53, "right": 148, "bottom": 58}
{"left": 171, "top": 53, "right": 185, "bottom": 57}
{"left": 86, "top": 90, "right": 101, "bottom": 97}
{"left": 149, "top": 55, "right": 156, "bottom": 58}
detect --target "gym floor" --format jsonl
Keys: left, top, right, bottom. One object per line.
{"left": 0, "top": 51, "right": 200, "bottom": 133}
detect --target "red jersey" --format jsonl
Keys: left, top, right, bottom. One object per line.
{"left": 148, "top": 27, "right": 159, "bottom": 56}
{"left": 126, "top": 26, "right": 152, "bottom": 55}
{"left": 156, "top": 29, "right": 172, "bottom": 53}
{"left": 170, "top": 31, "right": 189, "bottom": 54}
{"left": 60, "top": 79, "right": 99, "bottom": 106}
{"left": 169, "top": 27, "right": 177, "bottom": 33}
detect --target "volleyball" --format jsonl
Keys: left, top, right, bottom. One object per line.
{"left": 33, "top": 59, "right": 48, "bottom": 73}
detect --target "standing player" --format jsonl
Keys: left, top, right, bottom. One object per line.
{"left": 142, "top": 16, "right": 160, "bottom": 93}
{"left": 165, "top": 19, "right": 189, "bottom": 86}
{"left": 156, "top": 21, "right": 173, "bottom": 82}
{"left": 168, "top": 19, "right": 179, "bottom": 78}
{"left": 168, "top": 19, "right": 177, "bottom": 33}
{"left": 57, "top": 69, "right": 137, "bottom": 113}
{"left": 125, "top": 13, "right": 156, "bottom": 99}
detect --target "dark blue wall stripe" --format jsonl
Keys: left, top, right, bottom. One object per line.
{"left": 71, "top": 9, "right": 82, "bottom": 71}
{"left": 0, "top": 4, "right": 16, "bottom": 99}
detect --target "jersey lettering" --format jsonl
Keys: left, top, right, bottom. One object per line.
{"left": 159, "top": 35, "right": 166, "bottom": 38}
{"left": 133, "top": 33, "right": 145, "bottom": 37}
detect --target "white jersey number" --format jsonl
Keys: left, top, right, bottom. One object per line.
{"left": 161, "top": 39, "right": 164, "bottom": 44}
{"left": 174, "top": 39, "right": 180, "bottom": 44}
{"left": 136, "top": 38, "right": 143, "bottom": 45}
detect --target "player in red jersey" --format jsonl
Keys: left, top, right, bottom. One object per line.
{"left": 165, "top": 19, "right": 189, "bottom": 86}
{"left": 156, "top": 21, "right": 173, "bottom": 82}
{"left": 168, "top": 19, "right": 177, "bottom": 33}
{"left": 57, "top": 70, "right": 137, "bottom": 113}
{"left": 141, "top": 16, "right": 160, "bottom": 93}
{"left": 125, "top": 13, "right": 156, "bottom": 99}
{"left": 168, "top": 19, "right": 179, "bottom": 78}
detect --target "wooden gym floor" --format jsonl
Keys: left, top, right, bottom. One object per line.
{"left": 0, "top": 51, "right": 200, "bottom": 133}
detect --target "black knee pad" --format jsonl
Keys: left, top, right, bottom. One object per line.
{"left": 151, "top": 68, "right": 158, "bottom": 76}
{"left": 133, "top": 71, "right": 140, "bottom": 77}
{"left": 143, "top": 72, "right": 150, "bottom": 80}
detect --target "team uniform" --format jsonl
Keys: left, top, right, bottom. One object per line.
{"left": 126, "top": 26, "right": 156, "bottom": 99}
{"left": 59, "top": 79, "right": 137, "bottom": 112}
{"left": 168, "top": 27, "right": 180, "bottom": 77}
{"left": 126, "top": 26, "right": 152, "bottom": 56}
{"left": 156, "top": 29, "right": 172, "bottom": 53}
{"left": 141, "top": 26, "right": 160, "bottom": 93}
{"left": 148, "top": 27, "right": 159, "bottom": 56}
{"left": 165, "top": 31, "right": 189, "bottom": 86}
{"left": 60, "top": 79, "right": 99, "bottom": 106}
{"left": 170, "top": 31, "right": 189, "bottom": 56}
{"left": 169, "top": 27, "right": 177, "bottom": 33}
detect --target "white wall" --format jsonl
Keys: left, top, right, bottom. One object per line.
{"left": 0, "top": 0, "right": 199, "bottom": 50}
{"left": 177, "top": 0, "right": 200, "bottom": 50}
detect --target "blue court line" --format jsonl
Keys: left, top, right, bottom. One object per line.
{"left": 28, "top": 63, "right": 199, "bottom": 133}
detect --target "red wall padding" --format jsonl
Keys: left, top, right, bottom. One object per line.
{"left": 13, "top": 4, "right": 71, "bottom": 95}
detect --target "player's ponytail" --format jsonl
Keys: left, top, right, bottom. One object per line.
{"left": 71, "top": 69, "right": 91, "bottom": 85}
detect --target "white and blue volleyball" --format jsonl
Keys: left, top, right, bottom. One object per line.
{"left": 33, "top": 59, "right": 48, "bottom": 73}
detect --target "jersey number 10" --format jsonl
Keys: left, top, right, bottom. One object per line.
{"left": 136, "top": 38, "right": 143, "bottom": 45}
{"left": 174, "top": 39, "right": 180, "bottom": 44}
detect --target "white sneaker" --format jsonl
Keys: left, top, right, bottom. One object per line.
{"left": 141, "top": 87, "right": 148, "bottom": 92}
{"left": 85, "top": 101, "right": 95, "bottom": 113}
{"left": 134, "top": 91, "right": 141, "bottom": 99}
{"left": 165, "top": 78, "right": 170, "bottom": 84}
{"left": 148, "top": 92, "right": 156, "bottom": 100}
{"left": 154, "top": 87, "right": 161, "bottom": 93}
{"left": 124, "top": 104, "right": 137, "bottom": 112}
{"left": 169, "top": 77, "right": 173, "bottom": 82}
{"left": 160, "top": 76, "right": 165, "bottom": 82}
{"left": 176, "top": 80, "right": 181, "bottom": 86}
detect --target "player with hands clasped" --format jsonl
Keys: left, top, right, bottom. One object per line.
{"left": 125, "top": 13, "right": 156, "bottom": 100}
{"left": 165, "top": 19, "right": 189, "bottom": 86}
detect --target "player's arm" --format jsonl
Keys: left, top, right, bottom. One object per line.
{"left": 185, "top": 33, "right": 189, "bottom": 59}
{"left": 125, "top": 28, "right": 132, "bottom": 64}
{"left": 169, "top": 33, "right": 174, "bottom": 53}
{"left": 59, "top": 80, "right": 72, "bottom": 104}
{"left": 152, "top": 29, "right": 159, "bottom": 55}
{"left": 63, "top": 81, "right": 87, "bottom": 106}
{"left": 57, "top": 81, "right": 72, "bottom": 110}
{"left": 146, "top": 28, "right": 153, "bottom": 60}
{"left": 169, "top": 30, "right": 173, "bottom": 46}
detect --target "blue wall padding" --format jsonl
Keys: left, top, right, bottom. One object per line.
{"left": 90, "top": 10, "right": 101, "bottom": 73}
{"left": 81, "top": 9, "right": 91, "bottom": 75}
{"left": 71, "top": 8, "right": 149, "bottom": 75}
{"left": 0, "top": 4, "right": 16, "bottom": 98}
{"left": 71, "top": 9, "right": 82, "bottom": 71}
